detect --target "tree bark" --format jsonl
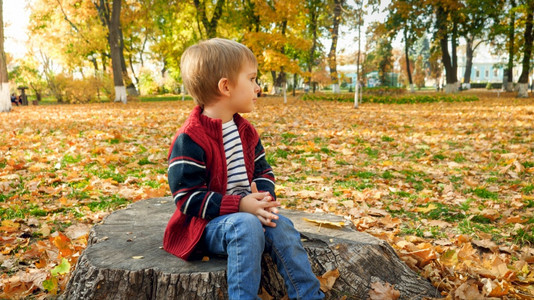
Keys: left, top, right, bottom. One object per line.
{"left": 506, "top": 0, "right": 516, "bottom": 92}
{"left": 63, "top": 197, "right": 440, "bottom": 300}
{"left": 328, "top": 0, "right": 342, "bottom": 93}
{"left": 517, "top": 7, "right": 533, "bottom": 98}
{"left": 403, "top": 28, "right": 414, "bottom": 93}
{"left": 463, "top": 37, "right": 473, "bottom": 87}
{"left": 306, "top": 0, "right": 319, "bottom": 90}
{"left": 109, "top": 0, "right": 126, "bottom": 103}
{"left": 193, "top": 0, "right": 225, "bottom": 38}
{"left": 119, "top": 29, "right": 138, "bottom": 96}
{"left": 437, "top": 6, "right": 458, "bottom": 93}
{"left": 0, "top": 0, "right": 11, "bottom": 113}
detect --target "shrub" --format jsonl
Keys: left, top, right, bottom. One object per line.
{"left": 302, "top": 93, "right": 479, "bottom": 104}
{"left": 52, "top": 74, "right": 105, "bottom": 104}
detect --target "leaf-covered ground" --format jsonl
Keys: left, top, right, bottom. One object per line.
{"left": 1, "top": 92, "right": 533, "bottom": 298}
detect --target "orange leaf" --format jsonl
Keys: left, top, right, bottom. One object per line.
{"left": 317, "top": 269, "right": 340, "bottom": 292}
{"left": 50, "top": 232, "right": 73, "bottom": 258}
{"left": 368, "top": 281, "right": 400, "bottom": 300}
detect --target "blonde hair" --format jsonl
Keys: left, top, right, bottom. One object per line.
{"left": 180, "top": 38, "right": 258, "bottom": 107}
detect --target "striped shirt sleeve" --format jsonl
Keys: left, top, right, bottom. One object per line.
{"left": 252, "top": 139, "right": 276, "bottom": 199}
{"left": 168, "top": 133, "right": 239, "bottom": 219}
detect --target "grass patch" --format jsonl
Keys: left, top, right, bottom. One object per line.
{"left": 522, "top": 184, "right": 534, "bottom": 195}
{"left": 138, "top": 157, "right": 156, "bottom": 165}
{"left": 281, "top": 133, "right": 298, "bottom": 145}
{"left": 139, "top": 95, "right": 193, "bottom": 102}
{"left": 381, "top": 136, "right": 394, "bottom": 142}
{"left": 471, "top": 187, "right": 499, "bottom": 200}
{"left": 453, "top": 154, "right": 466, "bottom": 163}
{"left": 87, "top": 195, "right": 129, "bottom": 212}
{"left": 425, "top": 203, "right": 466, "bottom": 222}
{"left": 364, "top": 147, "right": 378, "bottom": 158}
{"left": 62, "top": 154, "right": 83, "bottom": 164}
{"left": 513, "top": 227, "right": 534, "bottom": 246}
{"left": 382, "top": 170, "right": 394, "bottom": 179}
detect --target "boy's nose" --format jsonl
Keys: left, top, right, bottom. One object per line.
{"left": 254, "top": 82, "right": 260, "bottom": 93}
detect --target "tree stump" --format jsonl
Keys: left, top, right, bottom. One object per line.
{"left": 63, "top": 197, "right": 440, "bottom": 299}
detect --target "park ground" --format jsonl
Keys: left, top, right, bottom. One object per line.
{"left": 1, "top": 91, "right": 534, "bottom": 298}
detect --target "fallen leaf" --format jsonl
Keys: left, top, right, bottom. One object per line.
{"left": 303, "top": 218, "right": 345, "bottom": 229}
{"left": 368, "top": 281, "right": 400, "bottom": 300}
{"left": 317, "top": 269, "right": 339, "bottom": 292}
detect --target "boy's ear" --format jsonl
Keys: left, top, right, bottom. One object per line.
{"left": 217, "top": 78, "right": 231, "bottom": 97}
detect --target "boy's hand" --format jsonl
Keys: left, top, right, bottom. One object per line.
{"left": 251, "top": 182, "right": 278, "bottom": 214}
{"left": 240, "top": 182, "right": 279, "bottom": 227}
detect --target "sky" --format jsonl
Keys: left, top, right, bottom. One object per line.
{"left": 2, "top": 0, "right": 392, "bottom": 61}
{"left": 4, "top": 0, "right": 30, "bottom": 59}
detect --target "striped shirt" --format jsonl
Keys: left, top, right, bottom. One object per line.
{"left": 223, "top": 120, "right": 251, "bottom": 197}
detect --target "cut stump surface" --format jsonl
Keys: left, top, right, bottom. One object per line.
{"left": 63, "top": 197, "right": 440, "bottom": 299}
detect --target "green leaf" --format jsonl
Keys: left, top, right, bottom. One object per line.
{"left": 43, "top": 276, "right": 58, "bottom": 294}
{"left": 51, "top": 258, "right": 71, "bottom": 276}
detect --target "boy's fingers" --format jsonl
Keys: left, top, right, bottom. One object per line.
{"left": 261, "top": 209, "right": 278, "bottom": 221}
{"left": 250, "top": 192, "right": 267, "bottom": 200}
{"left": 251, "top": 182, "right": 259, "bottom": 194}
{"left": 256, "top": 215, "right": 276, "bottom": 227}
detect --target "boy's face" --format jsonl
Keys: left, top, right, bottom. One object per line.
{"left": 228, "top": 63, "right": 261, "bottom": 114}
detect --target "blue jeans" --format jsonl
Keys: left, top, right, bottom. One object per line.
{"left": 203, "top": 212, "right": 324, "bottom": 300}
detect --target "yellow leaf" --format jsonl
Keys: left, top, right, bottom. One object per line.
{"left": 440, "top": 249, "right": 458, "bottom": 266}
{"left": 303, "top": 218, "right": 345, "bottom": 229}
{"left": 132, "top": 256, "right": 144, "bottom": 259}
{"left": 381, "top": 160, "right": 393, "bottom": 166}
{"left": 415, "top": 203, "right": 437, "bottom": 213}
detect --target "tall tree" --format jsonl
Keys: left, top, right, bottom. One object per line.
{"left": 304, "top": 0, "right": 325, "bottom": 93}
{"left": 459, "top": 0, "right": 502, "bottom": 87}
{"left": 386, "top": 0, "right": 425, "bottom": 92}
{"left": 506, "top": 0, "right": 517, "bottom": 91}
{"left": 193, "top": 0, "right": 225, "bottom": 38}
{"left": 243, "top": 0, "right": 308, "bottom": 100}
{"left": 0, "top": 0, "right": 10, "bottom": 112}
{"left": 327, "top": 0, "right": 343, "bottom": 93}
{"left": 109, "top": 0, "right": 127, "bottom": 102}
{"left": 93, "top": 0, "right": 138, "bottom": 100}
{"left": 517, "top": 0, "right": 534, "bottom": 97}
{"left": 435, "top": 2, "right": 461, "bottom": 93}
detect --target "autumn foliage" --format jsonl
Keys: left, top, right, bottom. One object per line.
{"left": 1, "top": 93, "right": 534, "bottom": 298}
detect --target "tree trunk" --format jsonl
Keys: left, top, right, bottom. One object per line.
{"left": 0, "top": 0, "right": 10, "bottom": 113}
{"left": 120, "top": 30, "right": 138, "bottom": 96}
{"left": 63, "top": 198, "right": 440, "bottom": 300}
{"left": 403, "top": 29, "right": 414, "bottom": 93}
{"left": 109, "top": 0, "right": 126, "bottom": 103}
{"left": 193, "top": 0, "right": 225, "bottom": 38}
{"left": 517, "top": 7, "right": 533, "bottom": 98}
{"left": 464, "top": 37, "right": 473, "bottom": 87}
{"left": 328, "top": 0, "right": 342, "bottom": 93}
{"left": 292, "top": 73, "right": 297, "bottom": 97}
{"left": 437, "top": 6, "right": 458, "bottom": 93}
{"left": 306, "top": 0, "right": 319, "bottom": 89}
{"left": 506, "top": 0, "right": 516, "bottom": 92}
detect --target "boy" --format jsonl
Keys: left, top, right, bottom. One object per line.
{"left": 163, "top": 38, "right": 324, "bottom": 299}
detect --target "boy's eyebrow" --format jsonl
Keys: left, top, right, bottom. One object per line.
{"left": 248, "top": 72, "right": 257, "bottom": 76}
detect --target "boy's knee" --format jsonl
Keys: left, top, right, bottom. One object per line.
{"left": 274, "top": 215, "right": 294, "bottom": 229}
{"left": 230, "top": 213, "right": 264, "bottom": 237}
{"left": 265, "top": 215, "right": 298, "bottom": 237}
